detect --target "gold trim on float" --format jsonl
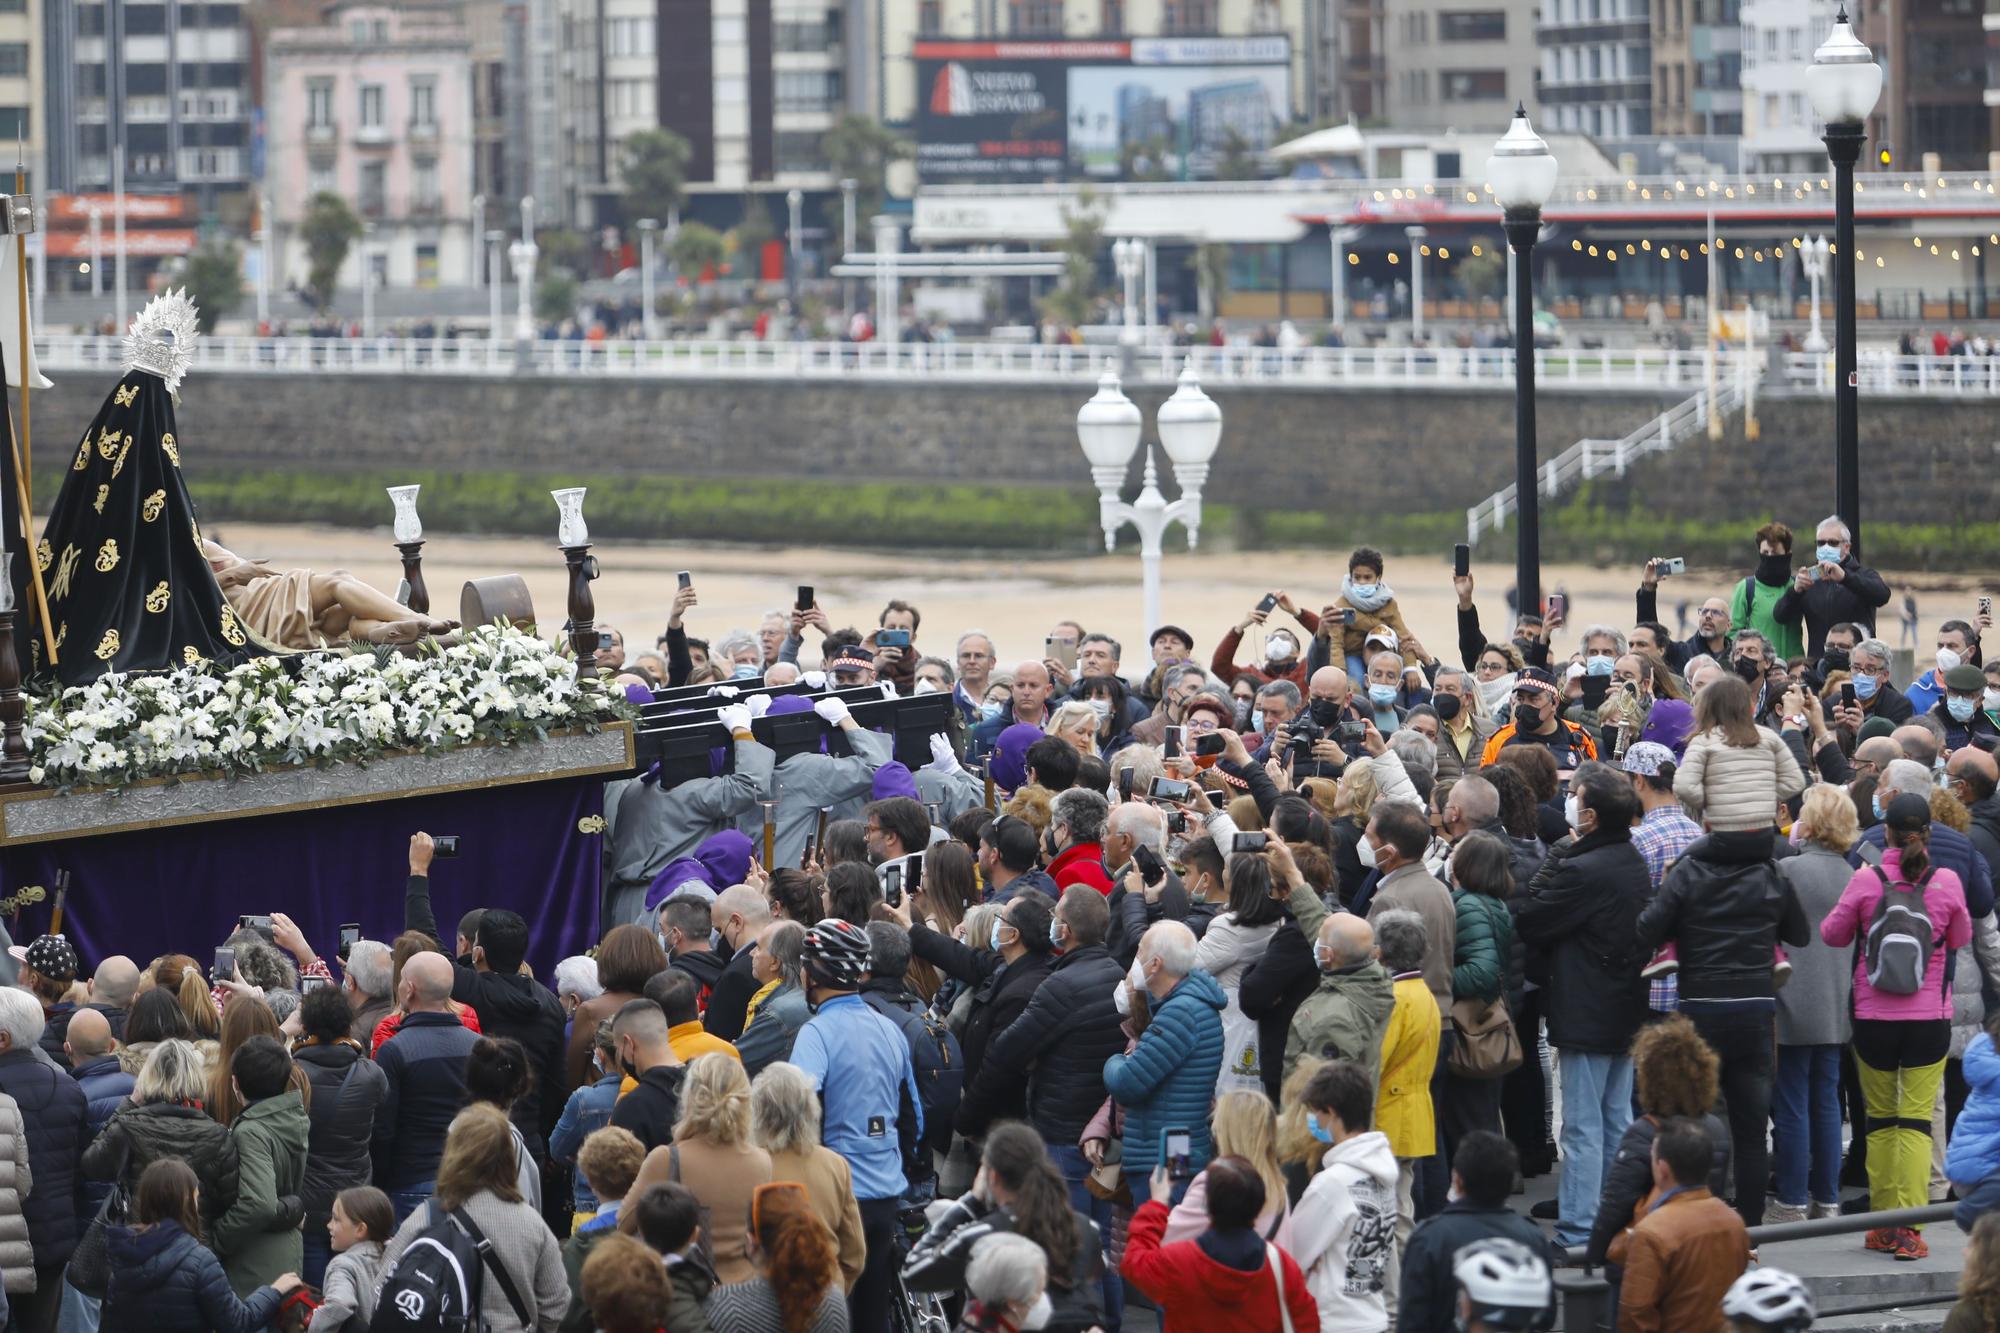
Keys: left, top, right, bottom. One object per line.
{"left": 0, "top": 721, "right": 636, "bottom": 847}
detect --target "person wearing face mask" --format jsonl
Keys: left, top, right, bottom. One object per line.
{"left": 953, "top": 1231, "right": 1061, "bottom": 1333}
{"left": 1315, "top": 547, "right": 1413, "bottom": 682}
{"left": 1283, "top": 911, "right": 1395, "bottom": 1087}
{"left": 1123, "top": 1155, "right": 1321, "bottom": 1333}
{"left": 1835, "top": 638, "right": 1915, "bottom": 729}
{"left": 1513, "top": 763, "right": 1651, "bottom": 1254}
{"left": 1729, "top": 522, "right": 1806, "bottom": 663}
{"left": 1212, "top": 591, "right": 1319, "bottom": 692}
{"left": 1431, "top": 667, "right": 1497, "bottom": 785}
{"left": 1362, "top": 649, "right": 1413, "bottom": 733}
{"left": 904, "top": 1125, "right": 1105, "bottom": 1333}
{"left": 1479, "top": 667, "right": 1599, "bottom": 769}
{"left": 1930, "top": 664, "right": 2000, "bottom": 751}
{"left": 1908, "top": 621, "right": 1982, "bottom": 718}
{"left": 1290, "top": 1059, "right": 1399, "bottom": 1333}
{"left": 733, "top": 920, "right": 811, "bottom": 1078}
{"left": 1104, "top": 921, "right": 1230, "bottom": 1202}
{"left": 603, "top": 998, "right": 686, "bottom": 1156}
{"left": 1773, "top": 515, "right": 1893, "bottom": 658}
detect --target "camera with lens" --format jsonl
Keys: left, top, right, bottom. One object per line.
{"left": 1287, "top": 713, "right": 1322, "bottom": 762}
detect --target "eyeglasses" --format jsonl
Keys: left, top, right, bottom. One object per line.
{"left": 1476, "top": 661, "right": 1508, "bottom": 677}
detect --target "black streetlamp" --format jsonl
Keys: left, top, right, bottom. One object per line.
{"left": 1808, "top": 8, "right": 1882, "bottom": 558}
{"left": 1487, "top": 105, "right": 1558, "bottom": 620}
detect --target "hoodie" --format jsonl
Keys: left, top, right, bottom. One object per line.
{"left": 989, "top": 723, "right": 1045, "bottom": 792}
{"left": 1292, "top": 1130, "right": 1398, "bottom": 1333}
{"left": 871, "top": 762, "right": 921, "bottom": 801}
{"left": 1121, "top": 1200, "right": 1319, "bottom": 1332}
{"left": 1283, "top": 961, "right": 1397, "bottom": 1087}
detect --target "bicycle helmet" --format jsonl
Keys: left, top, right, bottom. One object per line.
{"left": 1722, "top": 1267, "right": 1815, "bottom": 1332}
{"left": 803, "top": 918, "right": 871, "bottom": 990}
{"left": 1451, "top": 1238, "right": 1555, "bottom": 1331}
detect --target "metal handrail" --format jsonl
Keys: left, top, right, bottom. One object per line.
{"left": 1744, "top": 1201, "right": 1956, "bottom": 1243}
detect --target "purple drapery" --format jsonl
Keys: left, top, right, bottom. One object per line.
{"left": 0, "top": 775, "right": 605, "bottom": 980}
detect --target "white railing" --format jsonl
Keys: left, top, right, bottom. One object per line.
{"left": 31, "top": 334, "right": 1745, "bottom": 390}
{"left": 1782, "top": 350, "right": 2000, "bottom": 395}
{"left": 1466, "top": 365, "right": 1754, "bottom": 545}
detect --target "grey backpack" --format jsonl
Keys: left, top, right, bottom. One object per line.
{"left": 1864, "top": 866, "right": 1936, "bottom": 996}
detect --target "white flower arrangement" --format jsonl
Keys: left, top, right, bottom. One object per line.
{"left": 24, "top": 623, "right": 633, "bottom": 792}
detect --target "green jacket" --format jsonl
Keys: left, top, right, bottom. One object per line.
{"left": 560, "top": 1211, "right": 619, "bottom": 1333}
{"left": 213, "top": 1090, "right": 309, "bottom": 1296}
{"left": 665, "top": 1251, "right": 716, "bottom": 1333}
{"left": 1285, "top": 955, "right": 1396, "bottom": 1086}
{"left": 1731, "top": 575, "right": 1802, "bottom": 662}
{"left": 1450, "top": 888, "right": 1513, "bottom": 1005}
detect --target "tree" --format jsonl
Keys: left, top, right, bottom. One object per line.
{"left": 1191, "top": 243, "right": 1230, "bottom": 322}
{"left": 1038, "top": 191, "right": 1106, "bottom": 327}
{"left": 536, "top": 227, "right": 591, "bottom": 280}
{"left": 1216, "top": 129, "right": 1260, "bottom": 181}
{"left": 181, "top": 241, "right": 244, "bottom": 332}
{"left": 300, "top": 192, "right": 361, "bottom": 312}
{"left": 731, "top": 195, "right": 775, "bottom": 261}
{"left": 620, "top": 128, "right": 693, "bottom": 226}
{"left": 1456, "top": 243, "right": 1504, "bottom": 302}
{"left": 536, "top": 270, "right": 580, "bottom": 324}
{"left": 820, "top": 114, "right": 912, "bottom": 241}
{"left": 669, "top": 222, "right": 727, "bottom": 280}
{"left": 1119, "top": 135, "right": 1173, "bottom": 183}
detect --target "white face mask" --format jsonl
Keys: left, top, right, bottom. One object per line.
{"left": 1113, "top": 958, "right": 1146, "bottom": 1016}
{"left": 1020, "top": 1293, "right": 1054, "bottom": 1330}
{"left": 1356, "top": 836, "right": 1378, "bottom": 869}
{"left": 1564, "top": 793, "right": 1582, "bottom": 831}
{"left": 1939, "top": 647, "right": 1965, "bottom": 674}
{"left": 1265, "top": 634, "right": 1296, "bottom": 662}
{"left": 1985, "top": 687, "right": 2000, "bottom": 710}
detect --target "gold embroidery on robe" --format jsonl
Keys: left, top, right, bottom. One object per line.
{"left": 183, "top": 645, "right": 203, "bottom": 666}
{"left": 577, "top": 815, "right": 608, "bottom": 834}
{"left": 92, "top": 484, "right": 109, "bottom": 515}
{"left": 94, "top": 628, "right": 119, "bottom": 660}
{"left": 114, "top": 383, "right": 138, "bottom": 408}
{"left": 161, "top": 433, "right": 180, "bottom": 467}
{"left": 94, "top": 539, "right": 119, "bottom": 573}
{"left": 142, "top": 489, "right": 165, "bottom": 522}
{"left": 145, "top": 582, "right": 171, "bottom": 613}
{"left": 110, "top": 438, "right": 133, "bottom": 478}
{"left": 49, "top": 545, "right": 80, "bottom": 601}
{"left": 219, "top": 605, "right": 246, "bottom": 646}
{"left": 73, "top": 439, "right": 89, "bottom": 471}
{"left": 96, "top": 427, "right": 121, "bottom": 460}
{"left": 34, "top": 539, "right": 49, "bottom": 573}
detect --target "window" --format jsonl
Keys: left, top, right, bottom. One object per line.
{"left": 1101, "top": 0, "right": 1122, "bottom": 29}
{"left": 0, "top": 107, "right": 27, "bottom": 140}
{"left": 359, "top": 83, "right": 384, "bottom": 129}
{"left": 1588, "top": 46, "right": 1601, "bottom": 77}
{"left": 0, "top": 44, "right": 27, "bottom": 76}
{"left": 0, "top": 0, "right": 25, "bottom": 12}
{"left": 359, "top": 159, "right": 385, "bottom": 215}
{"left": 774, "top": 69, "right": 839, "bottom": 110}
{"left": 775, "top": 129, "right": 823, "bottom": 173}
{"left": 410, "top": 77, "right": 436, "bottom": 126}
{"left": 918, "top": 0, "right": 942, "bottom": 31}
{"left": 1442, "top": 68, "right": 1507, "bottom": 99}
{"left": 713, "top": 14, "right": 745, "bottom": 43}
{"left": 1009, "top": 0, "right": 1062, "bottom": 33}
{"left": 308, "top": 164, "right": 336, "bottom": 195}
{"left": 715, "top": 75, "right": 749, "bottom": 105}
{"left": 307, "top": 80, "right": 334, "bottom": 128}
{"left": 411, "top": 159, "right": 438, "bottom": 208}
{"left": 1438, "top": 10, "right": 1506, "bottom": 40}
{"left": 1161, "top": 0, "right": 1216, "bottom": 31}
{"left": 775, "top": 19, "right": 828, "bottom": 49}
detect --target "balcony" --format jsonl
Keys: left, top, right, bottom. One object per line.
{"left": 307, "top": 121, "right": 337, "bottom": 144}
{"left": 407, "top": 118, "right": 440, "bottom": 147}
{"left": 354, "top": 123, "right": 391, "bottom": 147}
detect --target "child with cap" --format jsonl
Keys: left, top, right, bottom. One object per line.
{"left": 9, "top": 935, "right": 80, "bottom": 1067}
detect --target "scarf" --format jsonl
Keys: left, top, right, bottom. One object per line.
{"left": 1341, "top": 574, "right": 1395, "bottom": 614}
{"left": 1477, "top": 671, "right": 1518, "bottom": 713}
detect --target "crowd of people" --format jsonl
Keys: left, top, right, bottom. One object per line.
{"left": 5, "top": 515, "right": 2000, "bottom": 1333}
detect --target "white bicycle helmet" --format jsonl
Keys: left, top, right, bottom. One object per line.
{"left": 1451, "top": 1237, "right": 1555, "bottom": 1331}
{"left": 1722, "top": 1267, "right": 1816, "bottom": 1332}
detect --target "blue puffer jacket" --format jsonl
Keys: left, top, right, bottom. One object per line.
{"left": 0, "top": 1048, "right": 88, "bottom": 1267}
{"left": 102, "top": 1220, "right": 286, "bottom": 1333}
{"left": 71, "top": 1054, "right": 135, "bottom": 1213}
{"left": 1948, "top": 1032, "right": 2000, "bottom": 1189}
{"left": 1104, "top": 969, "right": 1227, "bottom": 1175}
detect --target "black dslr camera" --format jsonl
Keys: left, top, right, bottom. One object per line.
{"left": 1287, "top": 713, "right": 1322, "bottom": 763}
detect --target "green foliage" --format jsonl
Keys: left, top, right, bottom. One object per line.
{"left": 535, "top": 270, "right": 580, "bottom": 323}
{"left": 536, "top": 227, "right": 592, "bottom": 280}
{"left": 619, "top": 128, "right": 693, "bottom": 225}
{"left": 180, "top": 242, "right": 244, "bottom": 332}
{"left": 1118, "top": 135, "right": 1174, "bottom": 182}
{"left": 1455, "top": 243, "right": 1504, "bottom": 301}
{"left": 820, "top": 115, "right": 912, "bottom": 237}
{"left": 731, "top": 195, "right": 775, "bottom": 259}
{"left": 300, "top": 193, "right": 362, "bottom": 312}
{"left": 669, "top": 222, "right": 728, "bottom": 279}
{"left": 1215, "top": 130, "right": 1260, "bottom": 181}
{"left": 1039, "top": 191, "right": 1106, "bottom": 327}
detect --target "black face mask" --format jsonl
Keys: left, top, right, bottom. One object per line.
{"left": 1756, "top": 552, "right": 1792, "bottom": 586}
{"left": 1514, "top": 698, "right": 1546, "bottom": 729}
{"left": 1578, "top": 675, "right": 1610, "bottom": 709}
{"left": 1733, "top": 655, "right": 1763, "bottom": 683}
{"left": 1820, "top": 650, "right": 1851, "bottom": 676}
{"left": 1310, "top": 697, "right": 1344, "bottom": 726}
{"left": 1433, "top": 692, "right": 1463, "bottom": 722}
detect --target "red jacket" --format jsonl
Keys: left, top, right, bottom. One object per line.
{"left": 1121, "top": 1200, "right": 1318, "bottom": 1331}
{"left": 1049, "top": 842, "right": 1115, "bottom": 895}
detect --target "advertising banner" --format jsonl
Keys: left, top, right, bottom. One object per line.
{"left": 914, "top": 36, "right": 1292, "bottom": 184}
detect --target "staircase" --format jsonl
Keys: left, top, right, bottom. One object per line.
{"left": 1465, "top": 360, "right": 1756, "bottom": 546}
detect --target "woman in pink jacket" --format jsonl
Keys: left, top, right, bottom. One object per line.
{"left": 1821, "top": 792, "right": 1972, "bottom": 1262}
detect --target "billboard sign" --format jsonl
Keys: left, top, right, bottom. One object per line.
{"left": 914, "top": 36, "right": 1292, "bottom": 184}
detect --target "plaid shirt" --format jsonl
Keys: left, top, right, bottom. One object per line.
{"left": 1633, "top": 805, "right": 1702, "bottom": 1012}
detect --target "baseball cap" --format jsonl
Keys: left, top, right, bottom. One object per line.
{"left": 1620, "top": 742, "right": 1677, "bottom": 777}
{"left": 1365, "top": 625, "right": 1401, "bottom": 651}
{"left": 1149, "top": 624, "right": 1194, "bottom": 652}
{"left": 8, "top": 934, "right": 78, "bottom": 984}
{"left": 1884, "top": 792, "right": 1933, "bottom": 835}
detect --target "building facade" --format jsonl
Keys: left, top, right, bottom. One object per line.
{"left": 264, "top": 0, "right": 476, "bottom": 289}
{"left": 1871, "top": 0, "right": 1986, "bottom": 171}
{"left": 44, "top": 0, "right": 254, "bottom": 219}
{"left": 1537, "top": 0, "right": 1650, "bottom": 138}
{"left": 1381, "top": 0, "right": 1540, "bottom": 132}
{"left": 1738, "top": 0, "right": 1823, "bottom": 173}
{"left": 0, "top": 0, "right": 42, "bottom": 193}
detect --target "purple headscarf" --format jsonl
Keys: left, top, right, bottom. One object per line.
{"left": 990, "top": 723, "right": 1044, "bottom": 793}
{"left": 644, "top": 858, "right": 709, "bottom": 911}
{"left": 872, "top": 762, "right": 920, "bottom": 801}
{"left": 623, "top": 682, "right": 656, "bottom": 705}
{"left": 695, "top": 829, "right": 754, "bottom": 887}
{"left": 1640, "top": 698, "right": 1696, "bottom": 761}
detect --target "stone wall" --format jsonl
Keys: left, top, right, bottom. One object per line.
{"left": 25, "top": 371, "right": 2000, "bottom": 527}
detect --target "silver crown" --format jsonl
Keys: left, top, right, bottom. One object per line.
{"left": 123, "top": 288, "right": 201, "bottom": 394}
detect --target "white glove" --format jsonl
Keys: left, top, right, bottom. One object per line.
{"left": 913, "top": 678, "right": 939, "bottom": 695}
{"left": 746, "top": 694, "right": 773, "bottom": 719}
{"left": 927, "top": 734, "right": 960, "bottom": 774}
{"left": 706, "top": 684, "right": 740, "bottom": 699}
{"left": 717, "top": 704, "right": 753, "bottom": 733}
{"left": 814, "top": 697, "right": 852, "bottom": 726}
{"left": 880, "top": 681, "right": 899, "bottom": 700}
{"left": 799, "top": 670, "right": 828, "bottom": 689}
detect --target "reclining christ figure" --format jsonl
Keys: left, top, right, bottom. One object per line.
{"left": 202, "top": 540, "right": 458, "bottom": 648}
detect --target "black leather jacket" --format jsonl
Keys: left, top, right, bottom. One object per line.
{"left": 1636, "top": 830, "right": 1810, "bottom": 1001}
{"left": 1514, "top": 830, "right": 1650, "bottom": 1054}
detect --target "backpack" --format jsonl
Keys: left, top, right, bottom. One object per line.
{"left": 1864, "top": 865, "right": 1937, "bottom": 996}
{"left": 865, "top": 992, "right": 964, "bottom": 1160}
{"left": 374, "top": 1202, "right": 530, "bottom": 1333}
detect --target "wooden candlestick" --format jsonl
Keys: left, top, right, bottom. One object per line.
{"left": 563, "top": 544, "right": 599, "bottom": 672}
{"left": 0, "top": 611, "right": 30, "bottom": 784}
{"left": 395, "top": 540, "right": 429, "bottom": 616}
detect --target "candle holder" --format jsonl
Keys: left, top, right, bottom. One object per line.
{"left": 386, "top": 484, "right": 427, "bottom": 615}
{"left": 0, "top": 552, "right": 29, "bottom": 785}
{"left": 552, "top": 488, "right": 598, "bottom": 671}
